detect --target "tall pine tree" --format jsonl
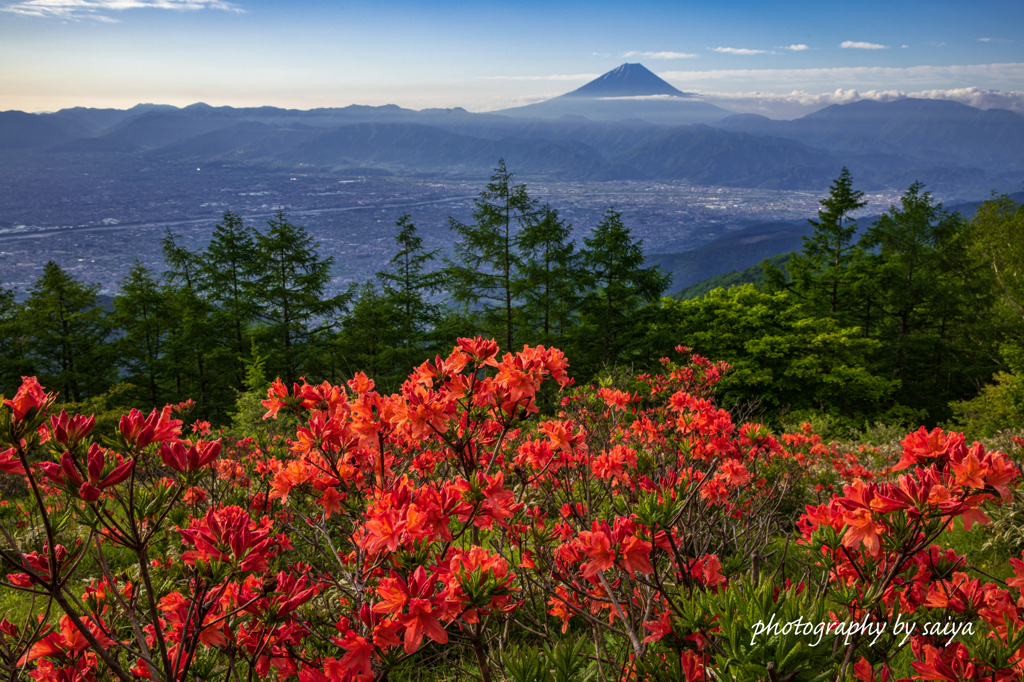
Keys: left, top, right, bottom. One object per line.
{"left": 200, "top": 211, "right": 259, "bottom": 384}
{"left": 160, "top": 229, "right": 222, "bottom": 412}
{"left": 250, "top": 211, "right": 349, "bottom": 383}
{"left": 0, "top": 285, "right": 29, "bottom": 397}
{"left": 577, "top": 208, "right": 671, "bottom": 365}
{"left": 22, "top": 262, "right": 113, "bottom": 402}
{"left": 780, "top": 167, "right": 868, "bottom": 318}
{"left": 445, "top": 159, "right": 537, "bottom": 351}
{"left": 376, "top": 214, "right": 443, "bottom": 345}
{"left": 859, "top": 181, "right": 993, "bottom": 421}
{"left": 328, "top": 283, "right": 410, "bottom": 391}
{"left": 112, "top": 261, "right": 174, "bottom": 409}
{"left": 513, "top": 204, "right": 581, "bottom": 346}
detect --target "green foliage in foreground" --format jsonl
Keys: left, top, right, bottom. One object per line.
{"left": 644, "top": 284, "right": 901, "bottom": 426}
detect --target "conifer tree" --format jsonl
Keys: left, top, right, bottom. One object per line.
{"left": 0, "top": 285, "right": 28, "bottom": 397}
{"left": 513, "top": 205, "right": 580, "bottom": 345}
{"left": 376, "top": 214, "right": 442, "bottom": 344}
{"left": 112, "top": 261, "right": 174, "bottom": 408}
{"left": 250, "top": 211, "right": 350, "bottom": 383}
{"left": 787, "top": 167, "right": 868, "bottom": 316}
{"left": 578, "top": 208, "right": 671, "bottom": 364}
{"left": 200, "top": 211, "right": 259, "bottom": 382}
{"left": 22, "top": 262, "right": 112, "bottom": 402}
{"left": 445, "top": 159, "right": 537, "bottom": 351}
{"left": 860, "top": 181, "right": 991, "bottom": 420}
{"left": 160, "top": 229, "right": 220, "bottom": 410}
{"left": 328, "top": 282, "right": 410, "bottom": 391}
{"left": 160, "top": 228, "right": 203, "bottom": 291}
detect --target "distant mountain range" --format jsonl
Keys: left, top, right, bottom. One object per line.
{"left": 715, "top": 98, "right": 1024, "bottom": 168}
{"left": 2, "top": 63, "right": 1023, "bottom": 195}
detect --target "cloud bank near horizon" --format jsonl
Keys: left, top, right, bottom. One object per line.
{"left": 697, "top": 86, "right": 1024, "bottom": 118}
{"left": 658, "top": 62, "right": 1024, "bottom": 88}
{"left": 481, "top": 73, "right": 601, "bottom": 82}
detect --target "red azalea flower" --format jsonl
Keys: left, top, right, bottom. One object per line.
{"left": 3, "top": 377, "right": 52, "bottom": 422}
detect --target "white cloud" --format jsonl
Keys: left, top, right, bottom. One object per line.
{"left": 657, "top": 62, "right": 1024, "bottom": 88}
{"left": 897, "top": 86, "right": 1024, "bottom": 113}
{"left": 698, "top": 86, "right": 1024, "bottom": 118}
{"left": 783, "top": 44, "right": 809, "bottom": 51}
{"left": 621, "top": 50, "right": 698, "bottom": 60}
{"left": 979, "top": 37, "right": 993, "bottom": 42}
{"left": 592, "top": 52, "right": 611, "bottom": 58}
{"left": 710, "top": 47, "right": 768, "bottom": 55}
{"left": 1, "top": 0, "right": 240, "bottom": 20}
{"left": 841, "top": 41, "right": 888, "bottom": 50}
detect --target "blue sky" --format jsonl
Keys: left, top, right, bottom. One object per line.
{"left": 1, "top": 0, "right": 1021, "bottom": 117}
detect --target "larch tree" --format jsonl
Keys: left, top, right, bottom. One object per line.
{"left": 200, "top": 211, "right": 260, "bottom": 383}
{"left": 250, "top": 211, "right": 349, "bottom": 384}
{"left": 578, "top": 208, "right": 671, "bottom": 364}
{"left": 859, "top": 181, "right": 993, "bottom": 421}
{"left": 445, "top": 159, "right": 537, "bottom": 351}
{"left": 785, "top": 167, "right": 869, "bottom": 318}
{"left": 0, "top": 286, "right": 29, "bottom": 397}
{"left": 112, "top": 261, "right": 174, "bottom": 409}
{"left": 513, "top": 204, "right": 581, "bottom": 346}
{"left": 22, "top": 262, "right": 113, "bottom": 403}
{"left": 376, "top": 213, "right": 443, "bottom": 345}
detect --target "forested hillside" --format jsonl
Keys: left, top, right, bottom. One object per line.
{"left": 2, "top": 162, "right": 1022, "bottom": 437}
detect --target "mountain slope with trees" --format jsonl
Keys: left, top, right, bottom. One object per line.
{"left": 2, "top": 163, "right": 1022, "bottom": 435}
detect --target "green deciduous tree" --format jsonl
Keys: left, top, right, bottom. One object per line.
{"left": 969, "top": 192, "right": 1024, "bottom": 325}
{"left": 650, "top": 284, "right": 899, "bottom": 424}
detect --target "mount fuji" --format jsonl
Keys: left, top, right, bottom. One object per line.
{"left": 561, "top": 63, "right": 688, "bottom": 98}
{"left": 493, "top": 63, "right": 732, "bottom": 125}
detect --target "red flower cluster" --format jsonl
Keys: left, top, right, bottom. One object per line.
{"left": 3, "top": 343, "right": 1023, "bottom": 682}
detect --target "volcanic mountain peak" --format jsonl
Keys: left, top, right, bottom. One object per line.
{"left": 562, "top": 63, "right": 689, "bottom": 99}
